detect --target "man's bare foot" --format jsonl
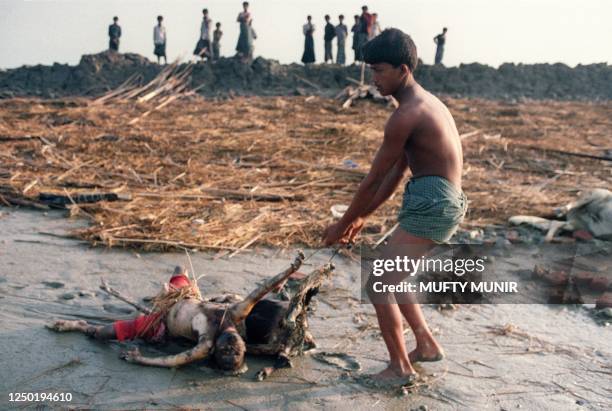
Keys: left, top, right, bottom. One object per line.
{"left": 370, "top": 364, "right": 417, "bottom": 383}
{"left": 409, "top": 342, "right": 445, "bottom": 363}
{"left": 359, "top": 365, "right": 418, "bottom": 389}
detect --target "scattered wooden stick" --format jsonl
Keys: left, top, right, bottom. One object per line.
{"left": 228, "top": 233, "right": 263, "bottom": 258}
{"left": 100, "top": 278, "right": 152, "bottom": 315}
{"left": 374, "top": 223, "right": 399, "bottom": 248}
{"left": 109, "top": 236, "right": 240, "bottom": 251}
{"left": 527, "top": 146, "right": 612, "bottom": 162}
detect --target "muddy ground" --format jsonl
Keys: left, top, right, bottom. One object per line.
{"left": 1, "top": 51, "right": 611, "bottom": 100}
{"left": 0, "top": 208, "right": 610, "bottom": 410}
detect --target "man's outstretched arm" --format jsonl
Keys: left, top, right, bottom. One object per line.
{"left": 323, "top": 112, "right": 414, "bottom": 245}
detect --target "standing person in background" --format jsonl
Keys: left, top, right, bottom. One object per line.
{"left": 301, "top": 16, "right": 316, "bottom": 65}
{"left": 355, "top": 6, "right": 372, "bottom": 62}
{"left": 323, "top": 15, "right": 336, "bottom": 64}
{"left": 236, "top": 1, "right": 255, "bottom": 63}
{"left": 249, "top": 22, "right": 258, "bottom": 60}
{"left": 370, "top": 13, "right": 382, "bottom": 39}
{"left": 335, "top": 15, "right": 348, "bottom": 65}
{"left": 351, "top": 15, "right": 361, "bottom": 63}
{"left": 212, "top": 22, "right": 223, "bottom": 61}
{"left": 153, "top": 16, "right": 167, "bottom": 65}
{"left": 193, "top": 9, "right": 212, "bottom": 61}
{"left": 108, "top": 16, "right": 121, "bottom": 52}
{"left": 434, "top": 27, "right": 448, "bottom": 65}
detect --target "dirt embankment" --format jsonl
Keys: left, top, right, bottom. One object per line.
{"left": 1, "top": 51, "right": 611, "bottom": 100}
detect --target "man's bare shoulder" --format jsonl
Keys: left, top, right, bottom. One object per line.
{"left": 387, "top": 99, "right": 423, "bottom": 129}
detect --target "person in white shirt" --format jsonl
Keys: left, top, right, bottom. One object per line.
{"left": 193, "top": 8, "right": 212, "bottom": 61}
{"left": 153, "top": 15, "right": 167, "bottom": 64}
{"left": 370, "top": 13, "right": 382, "bottom": 39}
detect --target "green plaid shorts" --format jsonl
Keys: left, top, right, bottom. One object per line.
{"left": 398, "top": 175, "right": 468, "bottom": 243}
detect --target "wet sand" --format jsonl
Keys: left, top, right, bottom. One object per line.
{"left": 1, "top": 208, "right": 610, "bottom": 410}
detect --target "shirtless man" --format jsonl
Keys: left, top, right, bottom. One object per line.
{"left": 323, "top": 28, "right": 467, "bottom": 385}
{"left": 48, "top": 252, "right": 329, "bottom": 373}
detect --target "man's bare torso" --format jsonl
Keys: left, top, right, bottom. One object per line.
{"left": 397, "top": 87, "right": 463, "bottom": 188}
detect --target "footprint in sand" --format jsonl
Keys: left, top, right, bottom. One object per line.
{"left": 42, "top": 281, "right": 65, "bottom": 289}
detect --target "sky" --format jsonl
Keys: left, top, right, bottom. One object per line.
{"left": 0, "top": 0, "right": 610, "bottom": 69}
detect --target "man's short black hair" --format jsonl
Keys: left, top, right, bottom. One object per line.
{"left": 339, "top": 14, "right": 344, "bottom": 19}
{"left": 113, "top": 16, "right": 118, "bottom": 21}
{"left": 307, "top": 15, "right": 312, "bottom": 19}
{"left": 354, "top": 15, "right": 360, "bottom": 19}
{"left": 362, "top": 6, "right": 368, "bottom": 11}
{"left": 243, "top": 1, "right": 249, "bottom": 6}
{"left": 203, "top": 8, "right": 208, "bottom": 14}
{"left": 363, "top": 28, "right": 418, "bottom": 72}
{"left": 157, "top": 15, "right": 163, "bottom": 20}
{"left": 216, "top": 22, "right": 221, "bottom": 26}
{"left": 325, "top": 14, "right": 330, "bottom": 19}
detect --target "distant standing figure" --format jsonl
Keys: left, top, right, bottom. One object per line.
{"left": 153, "top": 16, "right": 167, "bottom": 64}
{"left": 351, "top": 15, "right": 360, "bottom": 63}
{"left": 324, "top": 15, "right": 336, "bottom": 64}
{"left": 335, "top": 15, "right": 348, "bottom": 65}
{"left": 358, "top": 6, "right": 373, "bottom": 55}
{"left": 434, "top": 27, "right": 447, "bottom": 65}
{"left": 236, "top": 2, "right": 255, "bottom": 62}
{"left": 370, "top": 13, "right": 381, "bottom": 39}
{"left": 108, "top": 16, "right": 121, "bottom": 52}
{"left": 194, "top": 9, "right": 212, "bottom": 60}
{"left": 212, "top": 22, "right": 223, "bottom": 61}
{"left": 301, "top": 16, "right": 316, "bottom": 65}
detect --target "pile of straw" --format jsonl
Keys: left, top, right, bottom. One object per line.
{"left": 0, "top": 96, "right": 609, "bottom": 252}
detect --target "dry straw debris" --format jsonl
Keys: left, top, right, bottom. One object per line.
{"left": 0, "top": 94, "right": 610, "bottom": 252}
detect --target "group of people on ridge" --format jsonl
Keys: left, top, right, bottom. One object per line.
{"left": 301, "top": 6, "right": 382, "bottom": 66}
{"left": 106, "top": 2, "right": 256, "bottom": 65}
{"left": 107, "top": 3, "right": 449, "bottom": 67}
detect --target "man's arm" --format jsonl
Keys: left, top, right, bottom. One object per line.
{"left": 338, "top": 113, "right": 413, "bottom": 228}
{"left": 360, "top": 154, "right": 409, "bottom": 219}
{"left": 121, "top": 339, "right": 212, "bottom": 367}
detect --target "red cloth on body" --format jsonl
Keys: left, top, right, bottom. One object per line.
{"left": 113, "top": 274, "right": 191, "bottom": 341}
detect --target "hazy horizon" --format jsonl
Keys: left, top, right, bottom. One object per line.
{"left": 1, "top": 0, "right": 610, "bottom": 70}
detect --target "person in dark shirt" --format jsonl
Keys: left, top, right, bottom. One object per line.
{"left": 434, "top": 27, "right": 448, "bottom": 65}
{"left": 351, "top": 15, "right": 361, "bottom": 63}
{"left": 212, "top": 22, "right": 223, "bottom": 61}
{"left": 355, "top": 5, "right": 372, "bottom": 62}
{"left": 324, "top": 15, "right": 336, "bottom": 64}
{"left": 301, "top": 15, "right": 316, "bottom": 65}
{"left": 108, "top": 16, "right": 121, "bottom": 52}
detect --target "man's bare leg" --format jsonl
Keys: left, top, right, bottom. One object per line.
{"left": 390, "top": 228, "right": 445, "bottom": 363}
{"left": 48, "top": 320, "right": 116, "bottom": 340}
{"left": 370, "top": 300, "right": 416, "bottom": 380}
{"left": 367, "top": 228, "right": 444, "bottom": 382}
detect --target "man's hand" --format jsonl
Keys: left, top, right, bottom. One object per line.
{"left": 323, "top": 217, "right": 365, "bottom": 246}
